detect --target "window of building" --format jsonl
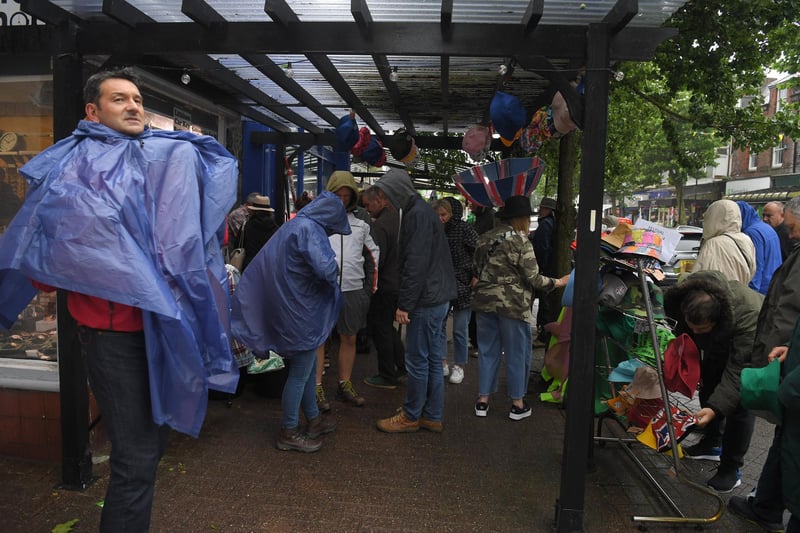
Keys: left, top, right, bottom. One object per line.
{"left": 749, "top": 151, "right": 758, "bottom": 170}
{"left": 773, "top": 144, "right": 785, "bottom": 167}
{"left": 776, "top": 87, "right": 788, "bottom": 113}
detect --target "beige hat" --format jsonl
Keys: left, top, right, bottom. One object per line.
{"left": 247, "top": 195, "right": 274, "bottom": 212}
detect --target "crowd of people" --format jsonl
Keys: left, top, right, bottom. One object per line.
{"left": 2, "top": 67, "right": 800, "bottom": 531}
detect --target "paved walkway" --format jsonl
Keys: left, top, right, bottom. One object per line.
{"left": 2, "top": 343, "right": 779, "bottom": 532}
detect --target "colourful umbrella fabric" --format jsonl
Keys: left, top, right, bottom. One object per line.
{"left": 452, "top": 157, "right": 546, "bottom": 207}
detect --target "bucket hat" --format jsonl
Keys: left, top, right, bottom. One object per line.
{"left": 741, "top": 359, "right": 782, "bottom": 423}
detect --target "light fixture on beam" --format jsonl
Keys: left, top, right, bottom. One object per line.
{"left": 389, "top": 66, "right": 399, "bottom": 83}
{"left": 285, "top": 62, "right": 294, "bottom": 79}
{"left": 498, "top": 64, "right": 508, "bottom": 76}
{"left": 180, "top": 69, "right": 191, "bottom": 85}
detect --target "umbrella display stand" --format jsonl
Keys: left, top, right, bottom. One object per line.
{"left": 593, "top": 258, "right": 723, "bottom": 527}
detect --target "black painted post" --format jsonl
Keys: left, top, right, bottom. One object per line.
{"left": 52, "top": 23, "right": 94, "bottom": 490}
{"left": 274, "top": 142, "right": 287, "bottom": 223}
{"left": 555, "top": 22, "right": 611, "bottom": 532}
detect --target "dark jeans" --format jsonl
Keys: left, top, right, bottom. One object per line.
{"left": 750, "top": 425, "right": 786, "bottom": 524}
{"left": 698, "top": 386, "right": 755, "bottom": 471}
{"left": 79, "top": 327, "right": 169, "bottom": 533}
{"left": 367, "top": 290, "right": 405, "bottom": 382}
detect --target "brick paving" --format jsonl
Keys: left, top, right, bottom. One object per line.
{"left": 1, "top": 344, "right": 779, "bottom": 532}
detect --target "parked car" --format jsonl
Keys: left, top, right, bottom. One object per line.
{"left": 659, "top": 225, "right": 703, "bottom": 287}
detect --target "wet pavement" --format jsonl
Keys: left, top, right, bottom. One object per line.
{"left": 1, "top": 343, "right": 779, "bottom": 532}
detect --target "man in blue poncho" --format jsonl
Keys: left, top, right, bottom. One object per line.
{"left": 0, "top": 68, "right": 238, "bottom": 531}
{"left": 231, "top": 191, "right": 351, "bottom": 452}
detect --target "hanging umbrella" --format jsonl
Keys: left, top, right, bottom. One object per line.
{"left": 452, "top": 157, "right": 546, "bottom": 207}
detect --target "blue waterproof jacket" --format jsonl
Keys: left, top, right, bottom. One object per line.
{"left": 231, "top": 191, "right": 351, "bottom": 356}
{"left": 737, "top": 201, "right": 782, "bottom": 295}
{"left": 0, "top": 121, "right": 238, "bottom": 437}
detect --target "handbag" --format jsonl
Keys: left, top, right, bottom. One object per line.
{"left": 227, "top": 219, "right": 247, "bottom": 272}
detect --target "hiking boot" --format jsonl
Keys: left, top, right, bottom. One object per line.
{"left": 306, "top": 413, "right": 337, "bottom": 439}
{"left": 509, "top": 401, "right": 532, "bottom": 421}
{"left": 683, "top": 441, "right": 722, "bottom": 461}
{"left": 316, "top": 384, "right": 331, "bottom": 412}
{"left": 377, "top": 410, "right": 420, "bottom": 433}
{"left": 449, "top": 365, "right": 465, "bottom": 384}
{"left": 419, "top": 417, "right": 443, "bottom": 433}
{"left": 728, "top": 496, "right": 785, "bottom": 533}
{"left": 363, "top": 375, "right": 398, "bottom": 390}
{"left": 276, "top": 427, "right": 322, "bottom": 453}
{"left": 336, "top": 380, "right": 365, "bottom": 406}
{"left": 707, "top": 467, "right": 742, "bottom": 493}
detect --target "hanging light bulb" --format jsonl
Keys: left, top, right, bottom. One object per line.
{"left": 613, "top": 70, "right": 625, "bottom": 82}
{"left": 180, "top": 69, "right": 191, "bottom": 85}
{"left": 498, "top": 64, "right": 508, "bottom": 76}
{"left": 285, "top": 62, "right": 294, "bottom": 79}
{"left": 389, "top": 66, "right": 399, "bottom": 83}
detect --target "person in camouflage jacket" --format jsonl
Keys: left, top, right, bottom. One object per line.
{"left": 471, "top": 195, "right": 568, "bottom": 420}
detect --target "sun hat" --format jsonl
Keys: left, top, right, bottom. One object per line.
{"left": 608, "top": 358, "right": 647, "bottom": 383}
{"left": 601, "top": 221, "right": 632, "bottom": 250}
{"left": 387, "top": 129, "right": 417, "bottom": 163}
{"left": 496, "top": 195, "right": 532, "bottom": 220}
{"left": 462, "top": 125, "right": 492, "bottom": 161}
{"left": 741, "top": 359, "right": 782, "bottom": 424}
{"left": 335, "top": 114, "right": 359, "bottom": 152}
{"left": 627, "top": 365, "right": 662, "bottom": 400}
{"left": 246, "top": 195, "right": 274, "bottom": 212}
{"left": 617, "top": 228, "right": 666, "bottom": 263}
{"left": 490, "top": 91, "right": 527, "bottom": 147}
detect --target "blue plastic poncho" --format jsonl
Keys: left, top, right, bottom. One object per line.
{"left": 231, "top": 191, "right": 351, "bottom": 356}
{"left": 0, "top": 120, "right": 238, "bottom": 437}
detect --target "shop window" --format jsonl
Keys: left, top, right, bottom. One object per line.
{"left": 0, "top": 75, "right": 57, "bottom": 362}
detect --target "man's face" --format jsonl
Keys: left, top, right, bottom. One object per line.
{"left": 685, "top": 319, "right": 716, "bottom": 335}
{"left": 335, "top": 187, "right": 353, "bottom": 207}
{"left": 785, "top": 210, "right": 800, "bottom": 240}
{"left": 363, "top": 195, "right": 383, "bottom": 218}
{"left": 762, "top": 203, "right": 784, "bottom": 228}
{"left": 85, "top": 78, "right": 145, "bottom": 136}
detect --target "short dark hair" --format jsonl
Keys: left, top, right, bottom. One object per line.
{"left": 680, "top": 290, "right": 720, "bottom": 326}
{"left": 83, "top": 67, "right": 141, "bottom": 106}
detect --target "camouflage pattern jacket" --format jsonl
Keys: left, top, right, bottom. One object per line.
{"left": 471, "top": 222, "right": 556, "bottom": 323}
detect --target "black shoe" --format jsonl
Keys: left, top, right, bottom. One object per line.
{"left": 728, "top": 495, "right": 785, "bottom": 532}
{"left": 707, "top": 467, "right": 741, "bottom": 493}
{"left": 683, "top": 441, "right": 721, "bottom": 461}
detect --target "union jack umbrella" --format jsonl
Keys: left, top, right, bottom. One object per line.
{"left": 452, "top": 157, "right": 546, "bottom": 207}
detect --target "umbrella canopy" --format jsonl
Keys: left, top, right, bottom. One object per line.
{"left": 452, "top": 157, "right": 546, "bottom": 207}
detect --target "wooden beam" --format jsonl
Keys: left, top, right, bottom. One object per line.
{"left": 181, "top": 0, "right": 226, "bottom": 27}
{"left": 602, "top": 0, "right": 638, "bottom": 35}
{"left": 102, "top": 0, "right": 155, "bottom": 27}
{"left": 19, "top": 0, "right": 77, "bottom": 25}
{"left": 264, "top": 0, "right": 298, "bottom": 26}
{"left": 522, "top": 0, "right": 544, "bottom": 35}
{"left": 373, "top": 54, "right": 415, "bottom": 136}
{"left": 441, "top": 0, "right": 453, "bottom": 40}
{"left": 440, "top": 56, "right": 450, "bottom": 134}
{"left": 351, "top": 0, "right": 373, "bottom": 38}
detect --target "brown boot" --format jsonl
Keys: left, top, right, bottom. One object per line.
{"left": 276, "top": 427, "right": 322, "bottom": 453}
{"left": 376, "top": 410, "right": 420, "bottom": 433}
{"left": 306, "top": 413, "right": 337, "bottom": 439}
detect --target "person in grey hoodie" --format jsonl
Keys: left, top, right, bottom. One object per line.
{"left": 373, "top": 169, "right": 457, "bottom": 433}
{"left": 693, "top": 199, "right": 756, "bottom": 285}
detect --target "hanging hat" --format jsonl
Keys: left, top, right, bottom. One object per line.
{"left": 598, "top": 272, "right": 629, "bottom": 308}
{"left": 462, "top": 125, "right": 492, "bottom": 161}
{"left": 628, "top": 366, "right": 662, "bottom": 400}
{"left": 335, "top": 114, "right": 359, "bottom": 152}
{"left": 351, "top": 127, "right": 372, "bottom": 156}
{"left": 496, "top": 195, "right": 532, "bottom": 220}
{"left": 662, "top": 333, "right": 701, "bottom": 398}
{"left": 246, "top": 195, "right": 274, "bottom": 212}
{"left": 741, "top": 359, "right": 783, "bottom": 424}
{"left": 387, "top": 129, "right": 417, "bottom": 163}
{"left": 617, "top": 228, "right": 666, "bottom": 263}
{"left": 490, "top": 91, "right": 527, "bottom": 147}
{"left": 601, "top": 222, "right": 632, "bottom": 251}
{"left": 360, "top": 137, "right": 386, "bottom": 167}
{"left": 648, "top": 405, "right": 696, "bottom": 452}
{"left": 608, "top": 358, "right": 647, "bottom": 383}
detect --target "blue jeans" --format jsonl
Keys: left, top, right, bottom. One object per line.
{"left": 403, "top": 302, "right": 449, "bottom": 422}
{"left": 79, "top": 327, "right": 169, "bottom": 533}
{"left": 281, "top": 348, "right": 319, "bottom": 429}
{"left": 476, "top": 312, "right": 532, "bottom": 400}
{"left": 446, "top": 308, "right": 471, "bottom": 366}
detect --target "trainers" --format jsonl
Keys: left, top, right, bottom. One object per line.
{"left": 305, "top": 414, "right": 336, "bottom": 439}
{"left": 475, "top": 401, "right": 489, "bottom": 417}
{"left": 419, "top": 417, "right": 443, "bottom": 433}
{"left": 377, "top": 410, "right": 420, "bottom": 433}
{"left": 728, "top": 496, "right": 785, "bottom": 533}
{"left": 683, "top": 441, "right": 722, "bottom": 461}
{"left": 316, "top": 384, "right": 331, "bottom": 412}
{"left": 363, "top": 375, "right": 398, "bottom": 390}
{"left": 449, "top": 365, "right": 465, "bottom": 384}
{"left": 509, "top": 401, "right": 532, "bottom": 421}
{"left": 707, "top": 467, "right": 742, "bottom": 493}
{"left": 336, "top": 380, "right": 365, "bottom": 407}
{"left": 443, "top": 363, "right": 450, "bottom": 377}
{"left": 276, "top": 427, "right": 322, "bottom": 453}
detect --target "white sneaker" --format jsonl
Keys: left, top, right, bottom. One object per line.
{"left": 449, "top": 365, "right": 464, "bottom": 384}
{"left": 442, "top": 363, "right": 450, "bottom": 377}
